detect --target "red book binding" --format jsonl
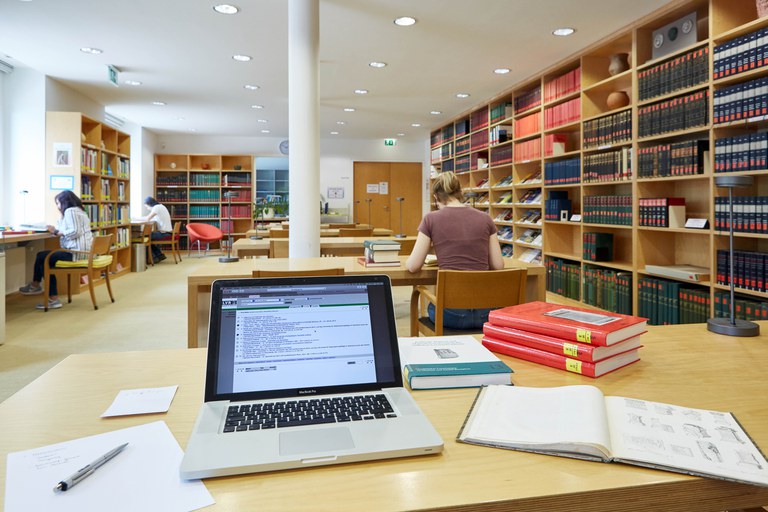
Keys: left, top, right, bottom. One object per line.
{"left": 482, "top": 323, "right": 643, "bottom": 363}
{"left": 482, "top": 337, "right": 641, "bottom": 378}
{"left": 487, "top": 301, "right": 647, "bottom": 346}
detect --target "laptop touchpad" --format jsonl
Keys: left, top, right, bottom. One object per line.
{"left": 279, "top": 427, "right": 355, "bottom": 455}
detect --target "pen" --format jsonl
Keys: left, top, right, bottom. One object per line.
{"left": 53, "top": 442, "right": 129, "bottom": 492}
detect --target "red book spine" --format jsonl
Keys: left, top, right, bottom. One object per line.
{"left": 482, "top": 337, "right": 601, "bottom": 377}
{"left": 484, "top": 323, "right": 599, "bottom": 361}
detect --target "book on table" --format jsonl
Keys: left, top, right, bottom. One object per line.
{"left": 364, "top": 246, "right": 400, "bottom": 263}
{"left": 363, "top": 239, "right": 401, "bottom": 251}
{"left": 357, "top": 256, "right": 400, "bottom": 268}
{"left": 398, "top": 335, "right": 513, "bottom": 389}
{"left": 457, "top": 385, "right": 768, "bottom": 488}
{"left": 488, "top": 301, "right": 647, "bottom": 346}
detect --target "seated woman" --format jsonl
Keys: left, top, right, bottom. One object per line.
{"left": 406, "top": 171, "right": 504, "bottom": 329}
{"left": 19, "top": 190, "right": 93, "bottom": 310}
{"left": 142, "top": 196, "right": 173, "bottom": 262}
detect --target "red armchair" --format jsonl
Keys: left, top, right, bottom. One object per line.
{"left": 186, "top": 223, "right": 223, "bottom": 257}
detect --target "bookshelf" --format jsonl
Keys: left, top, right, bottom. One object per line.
{"left": 154, "top": 154, "right": 254, "bottom": 247}
{"left": 45, "top": 112, "right": 132, "bottom": 280}
{"left": 428, "top": 0, "right": 768, "bottom": 323}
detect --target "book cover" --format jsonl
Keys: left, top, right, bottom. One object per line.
{"left": 356, "top": 257, "right": 400, "bottom": 268}
{"left": 488, "top": 301, "right": 647, "bottom": 346}
{"left": 398, "top": 336, "right": 513, "bottom": 389}
{"left": 481, "top": 337, "right": 640, "bottom": 378}
{"left": 363, "top": 239, "right": 401, "bottom": 251}
{"left": 457, "top": 385, "right": 768, "bottom": 488}
{"left": 364, "top": 247, "right": 399, "bottom": 263}
{"left": 645, "top": 264, "right": 710, "bottom": 282}
{"left": 482, "top": 323, "right": 643, "bottom": 363}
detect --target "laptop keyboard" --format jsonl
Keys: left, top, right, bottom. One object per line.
{"left": 223, "top": 394, "right": 397, "bottom": 433}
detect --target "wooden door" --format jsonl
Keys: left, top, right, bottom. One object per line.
{"left": 353, "top": 162, "right": 422, "bottom": 234}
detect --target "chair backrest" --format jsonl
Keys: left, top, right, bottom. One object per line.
{"left": 90, "top": 234, "right": 114, "bottom": 258}
{"left": 141, "top": 222, "right": 153, "bottom": 239}
{"left": 269, "top": 239, "right": 289, "bottom": 258}
{"left": 269, "top": 228, "right": 289, "bottom": 238}
{"left": 171, "top": 221, "right": 181, "bottom": 238}
{"left": 435, "top": 268, "right": 527, "bottom": 310}
{"left": 186, "top": 223, "right": 223, "bottom": 240}
{"left": 254, "top": 268, "right": 345, "bottom": 277}
{"left": 339, "top": 227, "right": 373, "bottom": 237}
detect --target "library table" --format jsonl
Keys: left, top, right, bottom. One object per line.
{"left": 1, "top": 323, "right": 767, "bottom": 511}
{"left": 245, "top": 227, "right": 395, "bottom": 238}
{"left": 186, "top": 256, "right": 545, "bottom": 348}
{"left": 232, "top": 236, "right": 418, "bottom": 258}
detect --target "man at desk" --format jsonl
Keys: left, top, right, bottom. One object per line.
{"left": 142, "top": 196, "right": 172, "bottom": 262}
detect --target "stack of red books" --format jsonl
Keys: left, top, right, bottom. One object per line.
{"left": 482, "top": 301, "right": 647, "bottom": 378}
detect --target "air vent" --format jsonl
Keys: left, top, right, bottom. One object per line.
{"left": 0, "top": 60, "right": 14, "bottom": 74}
{"left": 104, "top": 112, "right": 125, "bottom": 128}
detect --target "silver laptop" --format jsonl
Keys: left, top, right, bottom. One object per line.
{"left": 180, "top": 275, "right": 444, "bottom": 479}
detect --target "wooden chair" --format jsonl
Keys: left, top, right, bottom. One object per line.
{"left": 268, "top": 239, "right": 289, "bottom": 258}
{"left": 396, "top": 238, "right": 416, "bottom": 255}
{"left": 269, "top": 228, "right": 289, "bottom": 238}
{"left": 131, "top": 222, "right": 154, "bottom": 266}
{"left": 151, "top": 221, "right": 182, "bottom": 263}
{"left": 253, "top": 268, "right": 345, "bottom": 277}
{"left": 339, "top": 227, "right": 373, "bottom": 237}
{"left": 409, "top": 268, "right": 527, "bottom": 336}
{"left": 43, "top": 234, "right": 116, "bottom": 311}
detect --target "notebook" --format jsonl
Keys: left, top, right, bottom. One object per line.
{"left": 180, "top": 275, "right": 444, "bottom": 479}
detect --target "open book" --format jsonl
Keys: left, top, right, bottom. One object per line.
{"left": 457, "top": 385, "right": 768, "bottom": 487}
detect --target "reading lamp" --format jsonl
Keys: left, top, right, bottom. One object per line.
{"left": 354, "top": 200, "right": 360, "bottom": 224}
{"left": 395, "top": 197, "right": 406, "bottom": 238}
{"left": 365, "top": 198, "right": 373, "bottom": 225}
{"left": 464, "top": 191, "right": 479, "bottom": 208}
{"left": 219, "top": 191, "right": 239, "bottom": 263}
{"left": 706, "top": 175, "right": 759, "bottom": 337}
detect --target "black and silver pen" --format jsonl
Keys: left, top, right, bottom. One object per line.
{"left": 53, "top": 442, "right": 129, "bottom": 492}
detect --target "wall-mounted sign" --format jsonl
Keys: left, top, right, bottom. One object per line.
{"left": 327, "top": 187, "right": 344, "bottom": 199}
{"left": 50, "top": 175, "right": 75, "bottom": 191}
{"left": 379, "top": 181, "right": 389, "bottom": 195}
{"left": 53, "top": 142, "right": 72, "bottom": 168}
{"left": 107, "top": 64, "right": 119, "bottom": 87}
{"left": 366, "top": 184, "right": 380, "bottom": 194}
{"left": 384, "top": 138, "right": 396, "bottom": 146}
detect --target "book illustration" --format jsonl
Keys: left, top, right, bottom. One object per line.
{"left": 624, "top": 398, "right": 648, "bottom": 411}
{"left": 434, "top": 348, "right": 459, "bottom": 359}
{"left": 654, "top": 404, "right": 674, "bottom": 415}
{"left": 681, "top": 409, "right": 703, "bottom": 421}
{"left": 650, "top": 418, "right": 675, "bottom": 433}
{"left": 715, "top": 426, "right": 745, "bottom": 444}
{"left": 683, "top": 424, "right": 710, "bottom": 438}
{"left": 737, "top": 450, "right": 764, "bottom": 469}
{"left": 622, "top": 434, "right": 667, "bottom": 456}
{"left": 698, "top": 441, "right": 723, "bottom": 462}
{"left": 628, "top": 413, "right": 646, "bottom": 426}
{"left": 671, "top": 444, "right": 694, "bottom": 457}
{"left": 545, "top": 308, "right": 621, "bottom": 326}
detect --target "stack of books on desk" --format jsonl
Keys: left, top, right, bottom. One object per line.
{"left": 359, "top": 239, "right": 401, "bottom": 267}
{"left": 482, "top": 301, "right": 647, "bottom": 378}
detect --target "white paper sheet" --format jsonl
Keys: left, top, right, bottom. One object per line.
{"left": 101, "top": 385, "right": 178, "bottom": 417}
{"left": 5, "top": 421, "right": 214, "bottom": 512}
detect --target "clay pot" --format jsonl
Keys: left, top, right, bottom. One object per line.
{"left": 608, "top": 53, "right": 630, "bottom": 76}
{"left": 607, "top": 91, "right": 630, "bottom": 110}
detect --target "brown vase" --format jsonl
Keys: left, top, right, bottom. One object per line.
{"left": 608, "top": 53, "right": 630, "bottom": 76}
{"left": 606, "top": 91, "right": 630, "bottom": 110}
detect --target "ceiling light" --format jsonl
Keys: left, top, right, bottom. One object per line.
{"left": 494, "top": 68, "right": 511, "bottom": 74}
{"left": 456, "top": 93, "right": 470, "bottom": 98}
{"left": 232, "top": 54, "right": 252, "bottom": 62}
{"left": 411, "top": 123, "right": 421, "bottom": 127}
{"left": 337, "top": 121, "right": 345, "bottom": 125}
{"left": 369, "top": 61, "right": 387, "bottom": 68}
{"left": 394, "top": 16, "right": 416, "bottom": 26}
{"left": 552, "top": 27, "right": 575, "bottom": 36}
{"left": 257, "top": 119, "right": 268, "bottom": 123}
{"left": 330, "top": 131, "right": 339, "bottom": 135}
{"left": 343, "top": 108, "right": 356, "bottom": 112}
{"left": 354, "top": 89, "right": 369, "bottom": 95}
{"left": 80, "top": 47, "right": 102, "bottom": 55}
{"left": 173, "top": 117, "right": 185, "bottom": 121}
{"left": 430, "top": 111, "right": 442, "bottom": 115}
{"left": 213, "top": 4, "right": 239, "bottom": 14}
{"left": 244, "top": 84, "right": 259, "bottom": 90}
{"left": 152, "top": 101, "right": 166, "bottom": 106}
{"left": 189, "top": 128, "right": 197, "bottom": 132}
{"left": 251, "top": 104, "right": 264, "bottom": 109}
{"left": 261, "top": 129, "right": 271, "bottom": 134}
{"left": 396, "top": 133, "right": 405, "bottom": 136}
{"left": 124, "top": 80, "right": 142, "bottom": 86}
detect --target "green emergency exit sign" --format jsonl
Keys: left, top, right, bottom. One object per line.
{"left": 384, "top": 138, "right": 396, "bottom": 146}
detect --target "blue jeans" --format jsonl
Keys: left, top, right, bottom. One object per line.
{"left": 150, "top": 232, "right": 170, "bottom": 259}
{"left": 33, "top": 250, "right": 74, "bottom": 296}
{"left": 427, "top": 303, "right": 492, "bottom": 330}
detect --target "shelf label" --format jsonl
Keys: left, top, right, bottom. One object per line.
{"left": 563, "top": 343, "right": 579, "bottom": 357}
{"left": 565, "top": 359, "right": 583, "bottom": 374}
{"left": 576, "top": 328, "right": 592, "bottom": 344}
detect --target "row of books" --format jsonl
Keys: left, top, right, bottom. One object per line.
{"left": 712, "top": 77, "right": 768, "bottom": 124}
{"left": 582, "top": 195, "right": 632, "bottom": 226}
{"left": 81, "top": 147, "right": 100, "bottom": 174}
{"left": 117, "top": 157, "right": 130, "bottom": 178}
{"left": 713, "top": 196, "right": 768, "bottom": 234}
{"left": 489, "top": 124, "right": 511, "bottom": 146}
{"left": 470, "top": 107, "right": 489, "bottom": 132}
{"left": 583, "top": 110, "right": 632, "bottom": 149}
{"left": 359, "top": 239, "right": 402, "bottom": 267}
{"left": 500, "top": 244, "right": 514, "bottom": 257}
{"left": 167, "top": 204, "right": 188, "bottom": 217}
{"left": 544, "top": 157, "right": 580, "bottom": 185}
{"left": 716, "top": 249, "right": 767, "bottom": 293}
{"left": 544, "top": 191, "right": 572, "bottom": 222}
{"left": 189, "top": 173, "right": 221, "bottom": 186}
{"left": 110, "top": 227, "right": 132, "bottom": 249}
{"left": 638, "top": 140, "right": 708, "bottom": 178}
{"left": 482, "top": 301, "right": 645, "bottom": 378}
{"left": 221, "top": 205, "right": 252, "bottom": 218}
{"left": 494, "top": 209, "right": 514, "bottom": 222}
{"left": 454, "top": 154, "right": 470, "bottom": 173}
{"left": 583, "top": 148, "right": 632, "bottom": 183}
{"left": 470, "top": 130, "right": 489, "bottom": 152}
{"left": 490, "top": 102, "right": 513, "bottom": 125}
{"left": 156, "top": 189, "right": 188, "bottom": 202}
{"left": 221, "top": 173, "right": 252, "bottom": 186}
{"left": 582, "top": 266, "right": 633, "bottom": 315}
{"left": 430, "top": 125, "right": 454, "bottom": 147}
{"left": 638, "top": 276, "right": 710, "bottom": 325}
{"left": 84, "top": 203, "right": 131, "bottom": 228}
{"left": 516, "top": 228, "right": 542, "bottom": 246}
{"left": 515, "top": 112, "right": 539, "bottom": 138}
{"left": 637, "top": 90, "right": 708, "bottom": 138}
{"left": 189, "top": 190, "right": 221, "bottom": 201}
{"left": 514, "top": 88, "right": 541, "bottom": 115}
{"left": 490, "top": 144, "right": 513, "bottom": 166}
{"left": 497, "top": 226, "right": 514, "bottom": 241}
{"left": 493, "top": 175, "right": 513, "bottom": 187}
{"left": 544, "top": 133, "right": 569, "bottom": 156}
{"left": 543, "top": 67, "right": 581, "bottom": 104}
{"left": 514, "top": 138, "right": 542, "bottom": 162}
{"left": 189, "top": 205, "right": 221, "bottom": 218}
{"left": 546, "top": 258, "right": 580, "bottom": 300}
{"left": 638, "top": 197, "right": 685, "bottom": 228}
{"left": 156, "top": 175, "right": 188, "bottom": 186}
{"left": 714, "top": 133, "right": 768, "bottom": 172}
{"left": 582, "top": 232, "right": 613, "bottom": 262}
{"left": 517, "top": 248, "right": 542, "bottom": 264}
{"left": 638, "top": 46, "right": 709, "bottom": 101}
{"left": 714, "top": 291, "right": 768, "bottom": 321}
{"left": 430, "top": 142, "right": 453, "bottom": 163}
{"left": 544, "top": 97, "right": 580, "bottom": 130}
{"left": 713, "top": 26, "right": 768, "bottom": 80}
{"left": 454, "top": 118, "right": 470, "bottom": 138}
{"left": 517, "top": 189, "right": 542, "bottom": 205}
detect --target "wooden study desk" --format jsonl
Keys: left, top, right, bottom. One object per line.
{"left": 186, "top": 256, "right": 546, "bottom": 348}
{"left": 245, "top": 227, "right": 395, "bottom": 238}
{"left": 232, "top": 236, "right": 418, "bottom": 258}
{"left": 1, "top": 323, "right": 767, "bottom": 511}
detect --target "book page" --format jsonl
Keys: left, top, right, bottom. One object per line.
{"left": 606, "top": 396, "right": 768, "bottom": 487}
{"left": 459, "top": 385, "right": 612, "bottom": 460}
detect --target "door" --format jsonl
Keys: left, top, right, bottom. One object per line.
{"left": 353, "top": 162, "right": 422, "bottom": 235}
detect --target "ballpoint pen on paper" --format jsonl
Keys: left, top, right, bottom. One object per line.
{"left": 53, "top": 442, "right": 129, "bottom": 492}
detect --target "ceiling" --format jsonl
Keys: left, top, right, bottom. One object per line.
{"left": 0, "top": 0, "right": 675, "bottom": 142}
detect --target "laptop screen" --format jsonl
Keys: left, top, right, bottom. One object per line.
{"left": 205, "top": 275, "right": 402, "bottom": 402}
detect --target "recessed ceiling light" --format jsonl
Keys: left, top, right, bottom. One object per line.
{"left": 354, "top": 89, "right": 369, "bottom": 95}
{"left": 330, "top": 131, "right": 339, "bottom": 135}
{"left": 337, "top": 121, "right": 346, "bottom": 125}
{"left": 369, "top": 61, "right": 387, "bottom": 68}
{"left": 396, "top": 133, "right": 405, "bottom": 136}
{"left": 394, "top": 16, "right": 416, "bottom": 26}
{"left": 189, "top": 128, "right": 197, "bottom": 132}
{"left": 343, "top": 108, "right": 356, "bottom": 112}
{"left": 552, "top": 27, "right": 575, "bottom": 36}
{"left": 261, "top": 129, "right": 271, "bottom": 134}
{"left": 430, "top": 111, "right": 442, "bottom": 115}
{"left": 213, "top": 4, "right": 239, "bottom": 14}
{"left": 80, "top": 47, "right": 102, "bottom": 55}
{"left": 257, "top": 119, "right": 268, "bottom": 123}
{"left": 411, "top": 123, "right": 421, "bottom": 127}
{"left": 456, "top": 93, "right": 470, "bottom": 98}
{"left": 494, "top": 68, "right": 511, "bottom": 74}
{"left": 151, "top": 101, "right": 166, "bottom": 106}
{"left": 124, "top": 80, "right": 142, "bottom": 86}
{"left": 251, "top": 104, "right": 264, "bottom": 109}
{"left": 173, "top": 116, "right": 185, "bottom": 121}
{"left": 244, "top": 84, "right": 259, "bottom": 91}
{"left": 232, "top": 54, "right": 252, "bottom": 62}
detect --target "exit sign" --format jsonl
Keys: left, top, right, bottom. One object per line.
{"left": 384, "top": 138, "right": 397, "bottom": 147}
{"left": 107, "top": 65, "right": 119, "bottom": 87}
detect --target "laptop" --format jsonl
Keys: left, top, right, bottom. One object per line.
{"left": 180, "top": 275, "right": 444, "bottom": 479}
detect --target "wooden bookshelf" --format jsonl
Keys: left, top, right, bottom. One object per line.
{"left": 45, "top": 112, "right": 132, "bottom": 281}
{"left": 428, "top": 0, "right": 768, "bottom": 323}
{"left": 154, "top": 154, "right": 254, "bottom": 247}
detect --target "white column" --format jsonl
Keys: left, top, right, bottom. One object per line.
{"left": 288, "top": 0, "right": 321, "bottom": 257}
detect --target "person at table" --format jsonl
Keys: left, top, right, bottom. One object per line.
{"left": 406, "top": 171, "right": 504, "bottom": 329}
{"left": 142, "top": 196, "right": 172, "bottom": 262}
{"left": 18, "top": 190, "right": 93, "bottom": 310}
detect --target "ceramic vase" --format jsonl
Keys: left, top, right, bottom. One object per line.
{"left": 606, "top": 91, "right": 630, "bottom": 110}
{"left": 263, "top": 207, "right": 275, "bottom": 219}
{"left": 608, "top": 53, "right": 630, "bottom": 76}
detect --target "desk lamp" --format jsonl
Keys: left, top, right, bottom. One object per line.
{"left": 706, "top": 175, "right": 759, "bottom": 336}
{"left": 395, "top": 197, "right": 406, "bottom": 238}
{"left": 219, "top": 191, "right": 239, "bottom": 263}
{"left": 354, "top": 200, "right": 361, "bottom": 224}
{"left": 464, "top": 191, "right": 479, "bottom": 208}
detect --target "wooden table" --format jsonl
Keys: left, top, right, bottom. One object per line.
{"left": 186, "top": 256, "right": 546, "bottom": 348}
{"left": 1, "top": 323, "right": 767, "bottom": 511}
{"left": 232, "top": 236, "right": 418, "bottom": 258}
{"left": 245, "top": 227, "right": 395, "bottom": 238}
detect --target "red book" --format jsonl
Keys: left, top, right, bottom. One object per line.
{"left": 487, "top": 301, "right": 647, "bottom": 346}
{"left": 482, "top": 337, "right": 640, "bottom": 378}
{"left": 482, "top": 323, "right": 642, "bottom": 363}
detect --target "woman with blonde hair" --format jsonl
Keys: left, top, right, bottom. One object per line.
{"left": 406, "top": 171, "right": 503, "bottom": 329}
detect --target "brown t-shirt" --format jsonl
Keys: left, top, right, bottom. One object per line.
{"left": 418, "top": 206, "right": 497, "bottom": 270}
